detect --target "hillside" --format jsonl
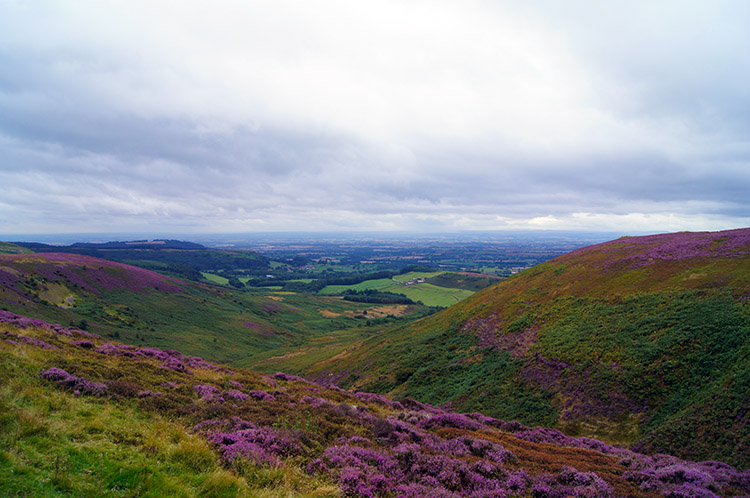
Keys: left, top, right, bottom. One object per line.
{"left": 14, "top": 240, "right": 269, "bottom": 281}
{"left": 0, "top": 242, "right": 33, "bottom": 254}
{"left": 0, "top": 252, "right": 425, "bottom": 367}
{"left": 3, "top": 312, "right": 749, "bottom": 497}
{"left": 299, "top": 228, "right": 750, "bottom": 468}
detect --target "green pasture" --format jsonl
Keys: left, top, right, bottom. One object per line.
{"left": 201, "top": 272, "right": 229, "bottom": 285}
{"left": 319, "top": 278, "right": 394, "bottom": 295}
{"left": 393, "top": 283, "right": 474, "bottom": 307}
{"left": 318, "top": 271, "right": 475, "bottom": 307}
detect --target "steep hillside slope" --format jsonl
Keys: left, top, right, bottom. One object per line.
{"left": 3, "top": 312, "right": 748, "bottom": 497}
{"left": 0, "top": 252, "right": 408, "bottom": 366}
{"left": 304, "top": 228, "right": 750, "bottom": 467}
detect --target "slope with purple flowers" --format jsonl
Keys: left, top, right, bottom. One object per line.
{"left": 2, "top": 312, "right": 749, "bottom": 497}
{"left": 304, "top": 228, "right": 750, "bottom": 468}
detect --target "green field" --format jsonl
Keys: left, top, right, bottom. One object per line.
{"left": 201, "top": 271, "right": 229, "bottom": 285}
{"left": 319, "top": 278, "right": 394, "bottom": 294}
{"left": 391, "top": 283, "right": 474, "bottom": 307}
{"left": 318, "top": 271, "right": 476, "bottom": 307}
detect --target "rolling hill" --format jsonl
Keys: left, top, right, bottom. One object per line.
{"left": 13, "top": 239, "right": 270, "bottom": 282}
{"left": 3, "top": 312, "right": 748, "bottom": 497}
{"left": 298, "top": 228, "right": 750, "bottom": 468}
{"left": 0, "top": 251, "right": 426, "bottom": 367}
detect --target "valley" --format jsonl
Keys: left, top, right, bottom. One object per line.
{"left": 2, "top": 228, "right": 749, "bottom": 497}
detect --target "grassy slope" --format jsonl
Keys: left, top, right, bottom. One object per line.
{"left": 6, "top": 317, "right": 746, "bottom": 497}
{"left": 0, "top": 242, "right": 33, "bottom": 254}
{"left": 0, "top": 253, "right": 423, "bottom": 367}
{"left": 0, "top": 324, "right": 337, "bottom": 497}
{"left": 301, "top": 228, "right": 750, "bottom": 467}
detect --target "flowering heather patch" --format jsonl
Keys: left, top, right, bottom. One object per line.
{"left": 246, "top": 390, "right": 274, "bottom": 401}
{"left": 273, "top": 371, "right": 307, "bottom": 382}
{"left": 92, "top": 341, "right": 233, "bottom": 374}
{"left": 307, "top": 436, "right": 611, "bottom": 497}
{"left": 261, "top": 302, "right": 281, "bottom": 313}
{"left": 35, "top": 253, "right": 186, "bottom": 293}
{"left": 185, "top": 355, "right": 234, "bottom": 373}
{"left": 308, "top": 444, "right": 404, "bottom": 496}
{"left": 1, "top": 253, "right": 186, "bottom": 299}
{"left": 354, "top": 391, "right": 403, "bottom": 409}
{"left": 69, "top": 340, "right": 95, "bottom": 349}
{"left": 261, "top": 375, "right": 279, "bottom": 387}
{"left": 0, "top": 310, "right": 75, "bottom": 336}
{"left": 3, "top": 331, "right": 55, "bottom": 349}
{"left": 301, "top": 395, "right": 334, "bottom": 409}
{"left": 514, "top": 427, "right": 750, "bottom": 497}
{"left": 398, "top": 397, "right": 445, "bottom": 415}
{"left": 193, "top": 384, "right": 274, "bottom": 404}
{"left": 94, "top": 342, "right": 133, "bottom": 356}
{"left": 40, "top": 367, "right": 107, "bottom": 396}
{"left": 530, "top": 467, "right": 614, "bottom": 497}
{"left": 564, "top": 228, "right": 750, "bottom": 269}
{"left": 418, "top": 413, "right": 485, "bottom": 431}
{"left": 204, "top": 424, "right": 304, "bottom": 468}
{"left": 195, "top": 384, "right": 223, "bottom": 402}
{"left": 225, "top": 389, "right": 250, "bottom": 400}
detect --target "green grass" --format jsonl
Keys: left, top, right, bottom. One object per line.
{"left": 393, "top": 283, "right": 474, "bottom": 307}
{"left": 318, "top": 272, "right": 475, "bottom": 307}
{"left": 0, "top": 242, "right": 33, "bottom": 254}
{"left": 426, "top": 272, "right": 501, "bottom": 291}
{"left": 0, "top": 329, "right": 344, "bottom": 498}
{"left": 391, "top": 271, "right": 444, "bottom": 283}
{"left": 319, "top": 278, "right": 394, "bottom": 295}
{"left": 202, "top": 272, "right": 230, "bottom": 285}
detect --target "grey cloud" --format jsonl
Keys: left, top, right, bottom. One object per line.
{"left": 1, "top": 1, "right": 749, "bottom": 234}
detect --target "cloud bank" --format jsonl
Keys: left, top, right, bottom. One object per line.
{"left": 1, "top": 0, "right": 749, "bottom": 234}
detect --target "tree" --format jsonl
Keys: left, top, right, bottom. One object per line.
{"left": 227, "top": 277, "right": 245, "bottom": 289}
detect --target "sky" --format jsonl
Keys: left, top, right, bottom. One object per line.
{"left": 1, "top": 0, "right": 749, "bottom": 235}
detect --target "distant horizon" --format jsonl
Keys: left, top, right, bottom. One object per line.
{"left": 4, "top": 226, "right": 745, "bottom": 248}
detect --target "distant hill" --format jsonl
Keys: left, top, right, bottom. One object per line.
{"left": 18, "top": 239, "right": 207, "bottom": 250}
{"left": 13, "top": 239, "right": 270, "bottom": 281}
{"left": 3, "top": 311, "right": 748, "bottom": 496}
{"left": 304, "top": 228, "right": 750, "bottom": 467}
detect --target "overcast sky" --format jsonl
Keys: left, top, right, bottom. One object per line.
{"left": 1, "top": 0, "right": 749, "bottom": 235}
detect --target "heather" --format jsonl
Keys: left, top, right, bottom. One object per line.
{"left": 3, "top": 313, "right": 749, "bottom": 497}
{"left": 299, "top": 228, "right": 750, "bottom": 467}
